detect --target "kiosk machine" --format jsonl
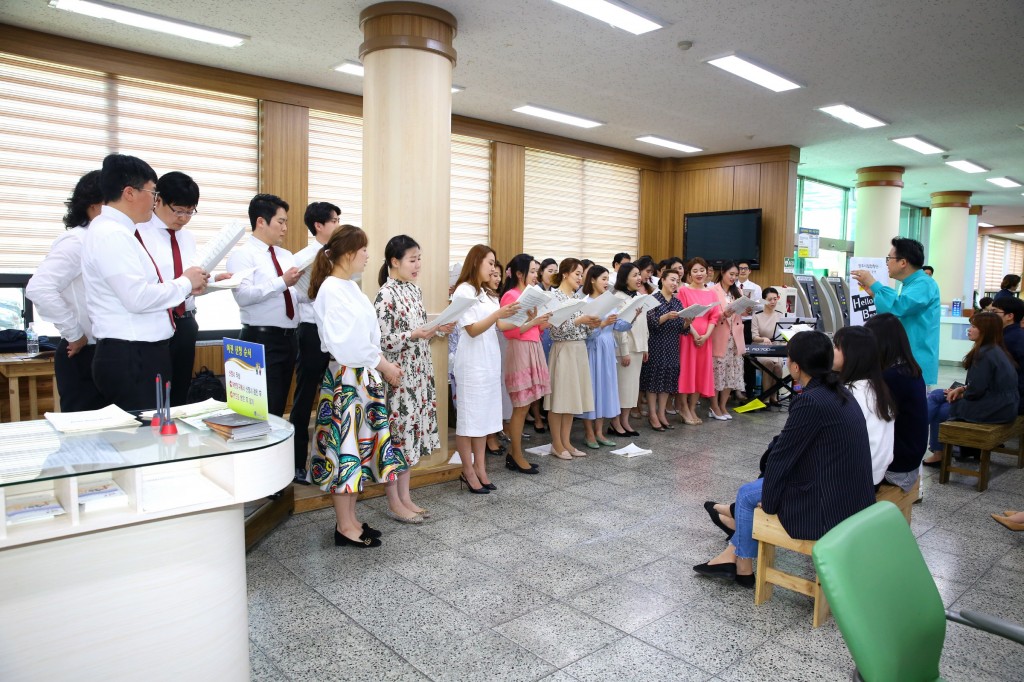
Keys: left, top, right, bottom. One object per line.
{"left": 818, "top": 276, "right": 851, "bottom": 329}
{"left": 792, "top": 274, "right": 826, "bottom": 331}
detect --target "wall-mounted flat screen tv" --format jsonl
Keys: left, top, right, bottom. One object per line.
{"left": 683, "top": 209, "right": 762, "bottom": 270}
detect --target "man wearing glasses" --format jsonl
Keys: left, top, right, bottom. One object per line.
{"left": 82, "top": 155, "right": 208, "bottom": 410}
{"left": 852, "top": 237, "right": 940, "bottom": 385}
{"left": 138, "top": 171, "right": 223, "bottom": 406}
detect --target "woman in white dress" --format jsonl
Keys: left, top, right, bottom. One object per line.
{"left": 451, "top": 244, "right": 519, "bottom": 494}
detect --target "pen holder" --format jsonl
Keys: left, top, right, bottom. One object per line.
{"left": 159, "top": 422, "right": 178, "bottom": 436}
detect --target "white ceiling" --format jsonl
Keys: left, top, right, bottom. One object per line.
{"left": 4, "top": 0, "right": 1024, "bottom": 224}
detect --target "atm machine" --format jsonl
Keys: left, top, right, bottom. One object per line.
{"left": 818, "top": 276, "right": 851, "bottom": 329}
{"left": 791, "top": 274, "right": 826, "bottom": 331}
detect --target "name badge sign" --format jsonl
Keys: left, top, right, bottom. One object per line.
{"left": 223, "top": 338, "right": 268, "bottom": 419}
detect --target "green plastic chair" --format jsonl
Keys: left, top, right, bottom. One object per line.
{"left": 811, "top": 501, "right": 1024, "bottom": 681}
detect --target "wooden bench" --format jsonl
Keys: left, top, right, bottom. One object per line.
{"left": 938, "top": 416, "right": 1024, "bottom": 492}
{"left": 752, "top": 508, "right": 830, "bottom": 628}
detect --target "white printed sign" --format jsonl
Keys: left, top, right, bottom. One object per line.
{"left": 848, "top": 257, "right": 889, "bottom": 326}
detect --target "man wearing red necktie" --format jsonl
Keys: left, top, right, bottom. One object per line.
{"left": 228, "top": 194, "right": 301, "bottom": 417}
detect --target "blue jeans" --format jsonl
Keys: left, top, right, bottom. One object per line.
{"left": 927, "top": 388, "right": 951, "bottom": 452}
{"left": 730, "top": 478, "right": 764, "bottom": 559}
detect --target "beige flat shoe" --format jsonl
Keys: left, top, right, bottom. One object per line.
{"left": 571, "top": 449, "right": 588, "bottom": 458}
{"left": 386, "top": 509, "right": 424, "bottom": 524}
{"left": 552, "top": 450, "right": 573, "bottom": 460}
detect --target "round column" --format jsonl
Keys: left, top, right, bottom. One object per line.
{"left": 360, "top": 2, "right": 457, "bottom": 463}
{"left": 928, "top": 191, "right": 972, "bottom": 304}
{"left": 853, "top": 166, "right": 904, "bottom": 257}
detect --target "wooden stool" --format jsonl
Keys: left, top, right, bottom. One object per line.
{"left": 752, "top": 508, "right": 829, "bottom": 628}
{"left": 875, "top": 479, "right": 918, "bottom": 524}
{"left": 938, "top": 416, "right": 1024, "bottom": 492}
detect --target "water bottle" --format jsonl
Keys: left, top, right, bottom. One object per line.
{"left": 951, "top": 299, "right": 962, "bottom": 317}
{"left": 26, "top": 323, "right": 39, "bottom": 356}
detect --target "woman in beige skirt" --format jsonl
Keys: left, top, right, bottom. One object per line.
{"left": 610, "top": 263, "right": 649, "bottom": 436}
{"left": 544, "top": 258, "right": 601, "bottom": 459}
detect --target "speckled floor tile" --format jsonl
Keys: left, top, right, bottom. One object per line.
{"left": 562, "top": 636, "right": 710, "bottom": 682}
{"left": 390, "top": 548, "right": 494, "bottom": 594}
{"left": 562, "top": 534, "right": 664, "bottom": 575}
{"left": 507, "top": 552, "right": 615, "bottom": 599}
{"left": 433, "top": 572, "right": 553, "bottom": 626}
{"left": 772, "top": 620, "right": 854, "bottom": 671}
{"left": 632, "top": 606, "right": 768, "bottom": 674}
{"left": 396, "top": 628, "right": 555, "bottom": 682}
{"left": 565, "top": 579, "right": 680, "bottom": 632}
{"left": 717, "top": 641, "right": 848, "bottom": 682}
{"left": 249, "top": 641, "right": 287, "bottom": 682}
{"left": 493, "top": 603, "right": 624, "bottom": 668}
{"left": 509, "top": 517, "right": 604, "bottom": 553}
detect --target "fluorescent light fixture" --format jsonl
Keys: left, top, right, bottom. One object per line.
{"left": 978, "top": 222, "right": 994, "bottom": 228}
{"left": 550, "top": 0, "right": 663, "bottom": 35}
{"left": 946, "top": 159, "right": 989, "bottom": 173}
{"left": 890, "top": 136, "right": 946, "bottom": 155}
{"left": 987, "top": 177, "right": 1022, "bottom": 188}
{"left": 451, "top": 85, "right": 465, "bottom": 94}
{"left": 513, "top": 104, "right": 603, "bottom": 128}
{"left": 817, "top": 104, "right": 887, "bottom": 129}
{"left": 49, "top": 0, "right": 247, "bottom": 47}
{"left": 636, "top": 135, "right": 702, "bottom": 153}
{"left": 333, "top": 60, "right": 364, "bottom": 76}
{"left": 706, "top": 55, "right": 802, "bottom": 92}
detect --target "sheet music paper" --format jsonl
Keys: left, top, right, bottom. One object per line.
{"left": 417, "top": 295, "right": 479, "bottom": 330}
{"left": 205, "top": 267, "right": 254, "bottom": 290}
{"left": 192, "top": 220, "right": 245, "bottom": 272}
{"left": 547, "top": 299, "right": 588, "bottom": 327}
{"left": 680, "top": 303, "right": 719, "bottom": 319}
{"left": 579, "top": 290, "right": 621, "bottom": 319}
{"left": 292, "top": 243, "right": 322, "bottom": 302}
{"left": 617, "top": 294, "right": 660, "bottom": 320}
{"left": 506, "top": 285, "right": 554, "bottom": 326}
{"left": 726, "top": 296, "right": 758, "bottom": 316}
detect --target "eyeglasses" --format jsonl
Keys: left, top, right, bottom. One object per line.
{"left": 738, "top": 266, "right": 750, "bottom": 271}
{"left": 135, "top": 187, "right": 160, "bottom": 200}
{"left": 170, "top": 206, "right": 198, "bottom": 218}
{"left": 884, "top": 256, "right": 904, "bottom": 262}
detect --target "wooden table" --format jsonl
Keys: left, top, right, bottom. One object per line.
{"left": 0, "top": 353, "right": 58, "bottom": 421}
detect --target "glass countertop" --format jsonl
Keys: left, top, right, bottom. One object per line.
{"left": 0, "top": 415, "right": 293, "bottom": 488}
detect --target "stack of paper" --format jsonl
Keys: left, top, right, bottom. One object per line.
{"left": 780, "top": 324, "right": 815, "bottom": 341}
{"left": 202, "top": 412, "right": 271, "bottom": 441}
{"left": 6, "top": 491, "right": 65, "bottom": 525}
{"left": 140, "top": 398, "right": 228, "bottom": 421}
{"left": 525, "top": 444, "right": 552, "bottom": 456}
{"left": 78, "top": 479, "right": 129, "bottom": 512}
{"left": 609, "top": 443, "right": 653, "bottom": 458}
{"left": 45, "top": 405, "right": 139, "bottom": 433}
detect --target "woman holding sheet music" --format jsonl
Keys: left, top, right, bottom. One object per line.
{"left": 307, "top": 225, "right": 407, "bottom": 549}
{"left": 451, "top": 245, "right": 520, "bottom": 493}
{"left": 611, "top": 263, "right": 649, "bottom": 437}
{"left": 498, "top": 254, "right": 552, "bottom": 473}
{"left": 640, "top": 270, "right": 688, "bottom": 431}
{"left": 545, "top": 258, "right": 602, "bottom": 459}
{"left": 677, "top": 258, "right": 721, "bottom": 425}
{"left": 578, "top": 266, "right": 629, "bottom": 447}
{"left": 709, "top": 262, "right": 748, "bottom": 420}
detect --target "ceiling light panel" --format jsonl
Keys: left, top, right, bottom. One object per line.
{"left": 988, "top": 177, "right": 1022, "bottom": 188}
{"left": 333, "top": 60, "right": 364, "bottom": 76}
{"left": 945, "top": 160, "right": 989, "bottom": 173}
{"left": 550, "top": 0, "right": 663, "bottom": 35}
{"left": 636, "top": 135, "right": 702, "bottom": 153}
{"left": 706, "top": 55, "right": 802, "bottom": 92}
{"left": 890, "top": 136, "right": 946, "bottom": 154}
{"left": 49, "top": 0, "right": 247, "bottom": 47}
{"left": 817, "top": 104, "right": 887, "bottom": 129}
{"left": 513, "top": 105, "right": 603, "bottom": 128}
{"left": 978, "top": 222, "right": 994, "bottom": 227}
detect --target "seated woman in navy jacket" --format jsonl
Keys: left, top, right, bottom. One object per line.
{"left": 693, "top": 331, "right": 876, "bottom": 587}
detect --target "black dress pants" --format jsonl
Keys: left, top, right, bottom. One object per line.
{"left": 169, "top": 313, "right": 199, "bottom": 406}
{"left": 92, "top": 338, "right": 172, "bottom": 412}
{"left": 289, "top": 322, "right": 330, "bottom": 469}
{"left": 239, "top": 325, "right": 297, "bottom": 418}
{"left": 742, "top": 318, "right": 756, "bottom": 395}
{"left": 54, "top": 339, "right": 105, "bottom": 412}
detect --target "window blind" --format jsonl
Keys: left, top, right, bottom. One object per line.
{"left": 1008, "top": 240, "right": 1024, "bottom": 281}
{"left": 985, "top": 236, "right": 1007, "bottom": 292}
{"left": 975, "top": 236, "right": 984, "bottom": 292}
{"left": 523, "top": 148, "right": 639, "bottom": 265}
{"left": 307, "top": 112, "right": 490, "bottom": 263}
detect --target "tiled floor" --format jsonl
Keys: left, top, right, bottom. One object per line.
{"left": 248, "top": 387, "right": 1024, "bottom": 681}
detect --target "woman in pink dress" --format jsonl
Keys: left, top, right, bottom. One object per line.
{"left": 677, "top": 257, "right": 721, "bottom": 425}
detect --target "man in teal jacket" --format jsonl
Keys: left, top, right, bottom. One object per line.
{"left": 852, "top": 238, "right": 941, "bottom": 385}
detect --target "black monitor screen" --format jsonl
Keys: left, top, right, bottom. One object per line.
{"left": 683, "top": 209, "right": 762, "bottom": 269}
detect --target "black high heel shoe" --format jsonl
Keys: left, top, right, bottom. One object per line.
{"left": 459, "top": 474, "right": 490, "bottom": 494}
{"left": 335, "top": 527, "right": 382, "bottom": 547}
{"left": 607, "top": 426, "right": 627, "bottom": 437}
{"left": 485, "top": 444, "right": 507, "bottom": 456}
{"left": 506, "top": 454, "right": 539, "bottom": 474}
{"left": 483, "top": 482, "right": 497, "bottom": 491}
{"left": 532, "top": 419, "right": 548, "bottom": 434}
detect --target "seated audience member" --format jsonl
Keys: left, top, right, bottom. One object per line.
{"left": 978, "top": 296, "right": 994, "bottom": 312}
{"left": 693, "top": 331, "right": 875, "bottom": 587}
{"left": 994, "top": 274, "right": 1021, "bottom": 301}
{"left": 989, "top": 296, "right": 1024, "bottom": 412}
{"left": 832, "top": 326, "right": 897, "bottom": 485}
{"left": 864, "top": 314, "right": 928, "bottom": 490}
{"left": 923, "top": 265, "right": 934, "bottom": 277}
{"left": 923, "top": 312, "right": 1020, "bottom": 466}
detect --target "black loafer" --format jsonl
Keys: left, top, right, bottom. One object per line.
{"left": 693, "top": 561, "right": 737, "bottom": 581}
{"left": 703, "top": 501, "right": 735, "bottom": 540}
{"left": 735, "top": 573, "right": 755, "bottom": 589}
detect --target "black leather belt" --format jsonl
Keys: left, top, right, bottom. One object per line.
{"left": 173, "top": 310, "right": 195, "bottom": 319}
{"left": 242, "top": 324, "right": 297, "bottom": 337}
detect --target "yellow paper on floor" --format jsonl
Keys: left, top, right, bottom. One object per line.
{"left": 734, "top": 398, "right": 766, "bottom": 413}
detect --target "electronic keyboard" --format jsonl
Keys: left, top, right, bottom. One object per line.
{"left": 746, "top": 344, "right": 788, "bottom": 357}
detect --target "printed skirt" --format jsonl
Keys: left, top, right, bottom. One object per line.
{"left": 309, "top": 361, "right": 408, "bottom": 494}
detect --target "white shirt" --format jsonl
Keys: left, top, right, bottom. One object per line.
{"left": 226, "top": 235, "right": 299, "bottom": 329}
{"left": 82, "top": 206, "right": 192, "bottom": 342}
{"left": 313, "top": 277, "right": 381, "bottom": 368}
{"left": 848, "top": 379, "right": 895, "bottom": 485}
{"left": 26, "top": 226, "right": 94, "bottom": 344}
{"left": 137, "top": 215, "right": 198, "bottom": 312}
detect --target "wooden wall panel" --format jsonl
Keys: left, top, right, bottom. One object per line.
{"left": 639, "top": 170, "right": 671, "bottom": 259}
{"left": 732, "top": 164, "right": 761, "bottom": 210}
{"left": 706, "top": 167, "right": 735, "bottom": 212}
{"left": 490, "top": 142, "right": 525, "bottom": 263}
{"left": 757, "top": 161, "right": 799, "bottom": 288}
{"left": 260, "top": 101, "right": 309, "bottom": 253}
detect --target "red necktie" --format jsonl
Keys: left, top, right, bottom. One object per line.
{"left": 134, "top": 230, "right": 176, "bottom": 331}
{"left": 269, "top": 246, "right": 295, "bottom": 320}
{"left": 168, "top": 229, "right": 186, "bottom": 317}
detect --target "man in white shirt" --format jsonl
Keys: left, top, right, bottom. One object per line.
{"left": 82, "top": 154, "right": 208, "bottom": 411}
{"left": 26, "top": 169, "right": 106, "bottom": 411}
{"left": 137, "top": 171, "right": 203, "bottom": 406}
{"left": 289, "top": 201, "right": 341, "bottom": 482}
{"left": 227, "top": 194, "right": 300, "bottom": 417}
{"left": 737, "top": 260, "right": 763, "bottom": 400}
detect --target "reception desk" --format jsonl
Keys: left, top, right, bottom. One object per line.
{"left": 0, "top": 415, "right": 293, "bottom": 682}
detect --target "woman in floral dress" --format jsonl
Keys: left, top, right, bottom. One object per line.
{"left": 375, "top": 235, "right": 454, "bottom": 523}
